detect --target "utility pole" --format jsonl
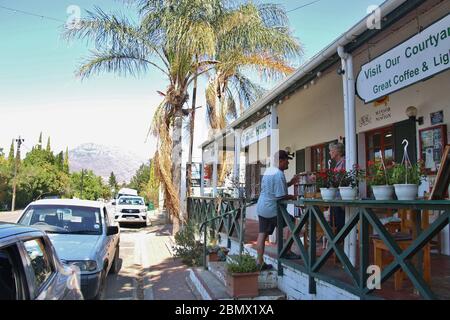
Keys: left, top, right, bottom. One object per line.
{"left": 11, "top": 136, "right": 24, "bottom": 212}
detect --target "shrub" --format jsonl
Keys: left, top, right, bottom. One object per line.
{"left": 390, "top": 162, "right": 425, "bottom": 185}
{"left": 226, "top": 253, "right": 258, "bottom": 274}
{"left": 173, "top": 221, "right": 203, "bottom": 267}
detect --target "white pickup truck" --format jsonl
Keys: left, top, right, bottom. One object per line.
{"left": 114, "top": 196, "right": 148, "bottom": 227}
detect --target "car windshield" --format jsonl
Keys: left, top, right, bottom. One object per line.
{"left": 118, "top": 197, "right": 144, "bottom": 205}
{"left": 18, "top": 205, "right": 102, "bottom": 235}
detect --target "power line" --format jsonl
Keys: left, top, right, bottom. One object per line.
{"left": 0, "top": 5, "right": 65, "bottom": 23}
{"left": 287, "top": 0, "right": 322, "bottom": 13}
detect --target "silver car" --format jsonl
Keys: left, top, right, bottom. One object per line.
{"left": 17, "top": 199, "right": 121, "bottom": 300}
{"left": 0, "top": 223, "right": 83, "bottom": 300}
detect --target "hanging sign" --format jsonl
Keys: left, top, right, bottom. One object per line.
{"left": 357, "top": 13, "right": 450, "bottom": 103}
{"left": 241, "top": 115, "right": 271, "bottom": 147}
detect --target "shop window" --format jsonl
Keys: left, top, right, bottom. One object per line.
{"left": 311, "top": 144, "right": 326, "bottom": 172}
{"left": 366, "top": 126, "right": 394, "bottom": 165}
{"left": 311, "top": 140, "right": 337, "bottom": 172}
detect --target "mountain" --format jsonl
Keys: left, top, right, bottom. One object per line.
{"left": 68, "top": 143, "right": 148, "bottom": 183}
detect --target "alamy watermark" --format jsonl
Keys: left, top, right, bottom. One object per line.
{"left": 66, "top": 5, "right": 82, "bottom": 30}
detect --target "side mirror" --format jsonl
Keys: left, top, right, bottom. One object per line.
{"left": 107, "top": 226, "right": 119, "bottom": 236}
{"left": 111, "top": 202, "right": 116, "bottom": 205}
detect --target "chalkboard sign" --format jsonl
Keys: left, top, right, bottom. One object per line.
{"left": 430, "top": 145, "right": 450, "bottom": 200}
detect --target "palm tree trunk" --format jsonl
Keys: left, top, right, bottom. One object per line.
{"left": 171, "top": 111, "right": 183, "bottom": 234}
{"left": 187, "top": 72, "right": 198, "bottom": 198}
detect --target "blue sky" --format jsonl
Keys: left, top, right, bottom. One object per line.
{"left": 0, "top": 0, "right": 384, "bottom": 160}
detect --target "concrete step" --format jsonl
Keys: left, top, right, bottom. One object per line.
{"left": 188, "top": 267, "right": 286, "bottom": 301}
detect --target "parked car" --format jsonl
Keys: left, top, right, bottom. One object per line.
{"left": 114, "top": 196, "right": 148, "bottom": 227}
{"left": 16, "top": 199, "right": 120, "bottom": 300}
{"left": 0, "top": 223, "right": 83, "bottom": 300}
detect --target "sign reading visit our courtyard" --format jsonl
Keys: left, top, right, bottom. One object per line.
{"left": 357, "top": 13, "right": 450, "bottom": 103}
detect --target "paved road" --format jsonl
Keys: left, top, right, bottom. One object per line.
{"left": 0, "top": 210, "right": 199, "bottom": 300}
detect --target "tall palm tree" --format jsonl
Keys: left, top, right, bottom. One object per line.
{"left": 205, "top": 3, "right": 301, "bottom": 183}
{"left": 64, "top": 0, "right": 226, "bottom": 230}
{"left": 64, "top": 0, "right": 301, "bottom": 230}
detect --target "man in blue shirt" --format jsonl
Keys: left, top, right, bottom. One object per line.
{"left": 256, "top": 150, "right": 300, "bottom": 270}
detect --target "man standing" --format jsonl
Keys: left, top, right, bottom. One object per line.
{"left": 256, "top": 150, "right": 300, "bottom": 271}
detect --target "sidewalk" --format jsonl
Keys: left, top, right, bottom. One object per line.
{"left": 143, "top": 223, "right": 201, "bottom": 300}
{"left": 0, "top": 210, "right": 21, "bottom": 223}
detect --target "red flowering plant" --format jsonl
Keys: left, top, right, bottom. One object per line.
{"left": 315, "top": 168, "right": 344, "bottom": 189}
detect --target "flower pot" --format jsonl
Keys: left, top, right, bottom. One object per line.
{"left": 394, "top": 184, "right": 419, "bottom": 201}
{"left": 339, "top": 187, "right": 358, "bottom": 200}
{"left": 226, "top": 272, "right": 259, "bottom": 298}
{"left": 372, "top": 185, "right": 394, "bottom": 201}
{"left": 207, "top": 252, "right": 220, "bottom": 262}
{"left": 320, "top": 188, "right": 338, "bottom": 201}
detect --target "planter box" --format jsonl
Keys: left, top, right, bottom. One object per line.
{"left": 394, "top": 184, "right": 418, "bottom": 201}
{"left": 339, "top": 187, "right": 358, "bottom": 200}
{"left": 320, "top": 188, "right": 338, "bottom": 201}
{"left": 372, "top": 185, "right": 394, "bottom": 200}
{"left": 226, "top": 272, "right": 259, "bottom": 298}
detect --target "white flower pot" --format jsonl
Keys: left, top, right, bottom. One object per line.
{"left": 320, "top": 188, "right": 338, "bottom": 201}
{"left": 372, "top": 185, "right": 395, "bottom": 201}
{"left": 394, "top": 184, "right": 418, "bottom": 201}
{"left": 339, "top": 187, "right": 358, "bottom": 200}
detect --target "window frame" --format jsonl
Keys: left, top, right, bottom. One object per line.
{"left": 18, "top": 237, "right": 57, "bottom": 299}
{"left": 365, "top": 125, "right": 395, "bottom": 167}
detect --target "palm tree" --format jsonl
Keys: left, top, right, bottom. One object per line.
{"left": 64, "top": 0, "right": 230, "bottom": 231}
{"left": 64, "top": 0, "right": 301, "bottom": 231}
{"left": 205, "top": 3, "right": 301, "bottom": 183}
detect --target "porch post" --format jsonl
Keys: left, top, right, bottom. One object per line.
{"left": 338, "top": 46, "right": 358, "bottom": 266}
{"left": 233, "top": 129, "right": 242, "bottom": 197}
{"left": 200, "top": 149, "right": 205, "bottom": 196}
{"left": 270, "top": 104, "right": 279, "bottom": 244}
{"left": 212, "top": 140, "right": 219, "bottom": 197}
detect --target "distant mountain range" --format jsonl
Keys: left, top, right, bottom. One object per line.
{"left": 68, "top": 143, "right": 148, "bottom": 183}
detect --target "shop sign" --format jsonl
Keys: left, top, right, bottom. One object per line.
{"left": 431, "top": 110, "right": 444, "bottom": 125}
{"left": 357, "top": 14, "right": 450, "bottom": 103}
{"left": 241, "top": 115, "right": 271, "bottom": 147}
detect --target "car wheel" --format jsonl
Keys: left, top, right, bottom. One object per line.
{"left": 94, "top": 270, "right": 107, "bottom": 300}
{"left": 110, "top": 246, "right": 121, "bottom": 274}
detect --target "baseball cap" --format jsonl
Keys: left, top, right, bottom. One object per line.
{"left": 275, "top": 150, "right": 293, "bottom": 160}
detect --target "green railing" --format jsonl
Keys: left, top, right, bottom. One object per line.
{"left": 187, "top": 197, "right": 256, "bottom": 268}
{"left": 277, "top": 199, "right": 450, "bottom": 300}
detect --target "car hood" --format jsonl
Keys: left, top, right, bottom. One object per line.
{"left": 48, "top": 234, "right": 101, "bottom": 261}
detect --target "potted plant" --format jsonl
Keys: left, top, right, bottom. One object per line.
{"left": 391, "top": 161, "right": 425, "bottom": 200}
{"left": 315, "top": 169, "right": 341, "bottom": 200}
{"left": 367, "top": 159, "right": 395, "bottom": 200}
{"left": 338, "top": 165, "right": 365, "bottom": 200}
{"left": 225, "top": 253, "right": 259, "bottom": 298}
{"left": 206, "top": 245, "right": 229, "bottom": 262}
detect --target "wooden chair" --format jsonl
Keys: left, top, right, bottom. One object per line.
{"left": 372, "top": 209, "right": 431, "bottom": 291}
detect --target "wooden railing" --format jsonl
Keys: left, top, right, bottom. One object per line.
{"left": 277, "top": 199, "right": 450, "bottom": 300}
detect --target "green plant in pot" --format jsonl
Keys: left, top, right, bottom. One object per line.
{"left": 206, "top": 245, "right": 230, "bottom": 262}
{"left": 391, "top": 161, "right": 425, "bottom": 200}
{"left": 225, "top": 253, "right": 259, "bottom": 298}
{"left": 367, "top": 158, "right": 395, "bottom": 200}
{"left": 390, "top": 139, "right": 426, "bottom": 201}
{"left": 315, "top": 169, "right": 341, "bottom": 200}
{"left": 338, "top": 165, "right": 365, "bottom": 200}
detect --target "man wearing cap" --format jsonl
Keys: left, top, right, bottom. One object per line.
{"left": 255, "top": 150, "right": 300, "bottom": 271}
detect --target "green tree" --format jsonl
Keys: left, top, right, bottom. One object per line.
{"left": 140, "top": 160, "right": 159, "bottom": 208}
{"left": 38, "top": 132, "right": 43, "bottom": 150}
{"left": 55, "top": 151, "right": 64, "bottom": 171}
{"left": 71, "top": 170, "right": 109, "bottom": 200}
{"left": 7, "top": 140, "right": 15, "bottom": 167}
{"left": 46, "top": 137, "right": 51, "bottom": 152}
{"left": 108, "top": 172, "right": 119, "bottom": 196}
{"left": 63, "top": 147, "right": 70, "bottom": 173}
{"left": 129, "top": 163, "right": 150, "bottom": 192}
